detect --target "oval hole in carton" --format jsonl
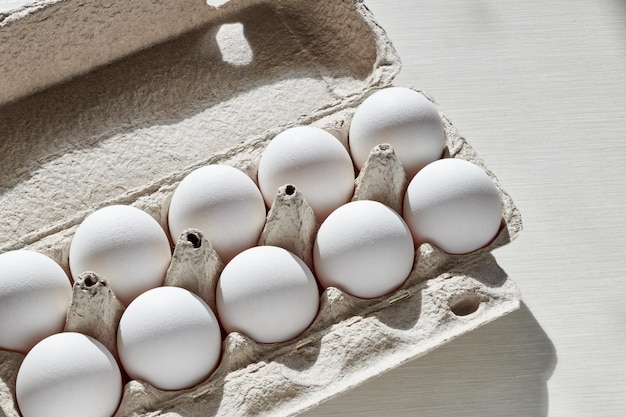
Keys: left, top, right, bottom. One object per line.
{"left": 186, "top": 232, "right": 202, "bottom": 249}
{"left": 449, "top": 294, "right": 483, "bottom": 317}
{"left": 82, "top": 274, "right": 98, "bottom": 287}
{"left": 216, "top": 23, "right": 253, "bottom": 66}
{"left": 284, "top": 184, "right": 296, "bottom": 196}
{"left": 206, "top": 0, "right": 230, "bottom": 7}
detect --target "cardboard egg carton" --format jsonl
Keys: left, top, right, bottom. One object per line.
{"left": 0, "top": 0, "right": 522, "bottom": 416}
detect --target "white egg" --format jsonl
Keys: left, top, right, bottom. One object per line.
{"left": 0, "top": 250, "right": 72, "bottom": 353}
{"left": 117, "top": 286, "right": 222, "bottom": 391}
{"left": 216, "top": 246, "right": 320, "bottom": 344}
{"left": 16, "top": 332, "right": 122, "bottom": 417}
{"left": 403, "top": 158, "right": 503, "bottom": 254}
{"left": 313, "top": 200, "right": 414, "bottom": 299}
{"left": 349, "top": 87, "right": 445, "bottom": 179}
{"left": 168, "top": 164, "right": 267, "bottom": 263}
{"left": 257, "top": 126, "right": 355, "bottom": 221}
{"left": 69, "top": 205, "right": 172, "bottom": 305}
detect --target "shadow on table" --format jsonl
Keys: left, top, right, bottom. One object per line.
{"left": 303, "top": 301, "right": 557, "bottom": 417}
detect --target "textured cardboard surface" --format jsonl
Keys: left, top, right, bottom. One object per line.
{"left": 0, "top": 0, "right": 398, "bottom": 264}
{"left": 0, "top": 1, "right": 521, "bottom": 416}
{"left": 0, "top": 0, "right": 218, "bottom": 105}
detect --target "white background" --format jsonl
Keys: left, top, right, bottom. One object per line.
{"left": 304, "top": 0, "right": 626, "bottom": 416}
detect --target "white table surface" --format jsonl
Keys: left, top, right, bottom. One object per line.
{"left": 303, "top": 1, "right": 626, "bottom": 416}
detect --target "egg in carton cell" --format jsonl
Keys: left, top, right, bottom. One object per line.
{"left": 0, "top": 95, "right": 521, "bottom": 417}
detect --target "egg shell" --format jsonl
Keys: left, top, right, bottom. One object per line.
{"left": 313, "top": 200, "right": 415, "bottom": 299}
{"left": 117, "top": 286, "right": 222, "bottom": 391}
{"left": 257, "top": 126, "right": 355, "bottom": 221}
{"left": 0, "top": 250, "right": 72, "bottom": 353}
{"left": 167, "top": 164, "right": 267, "bottom": 264}
{"left": 403, "top": 158, "right": 503, "bottom": 254}
{"left": 348, "top": 86, "right": 445, "bottom": 179}
{"left": 15, "top": 332, "right": 122, "bottom": 417}
{"left": 216, "top": 246, "right": 320, "bottom": 344}
{"left": 68, "top": 205, "right": 172, "bottom": 306}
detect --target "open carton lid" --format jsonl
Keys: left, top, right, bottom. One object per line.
{"left": 0, "top": 0, "right": 399, "bottom": 255}
{"left": 0, "top": 1, "right": 522, "bottom": 416}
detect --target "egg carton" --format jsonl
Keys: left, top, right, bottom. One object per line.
{"left": 0, "top": 0, "right": 522, "bottom": 416}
